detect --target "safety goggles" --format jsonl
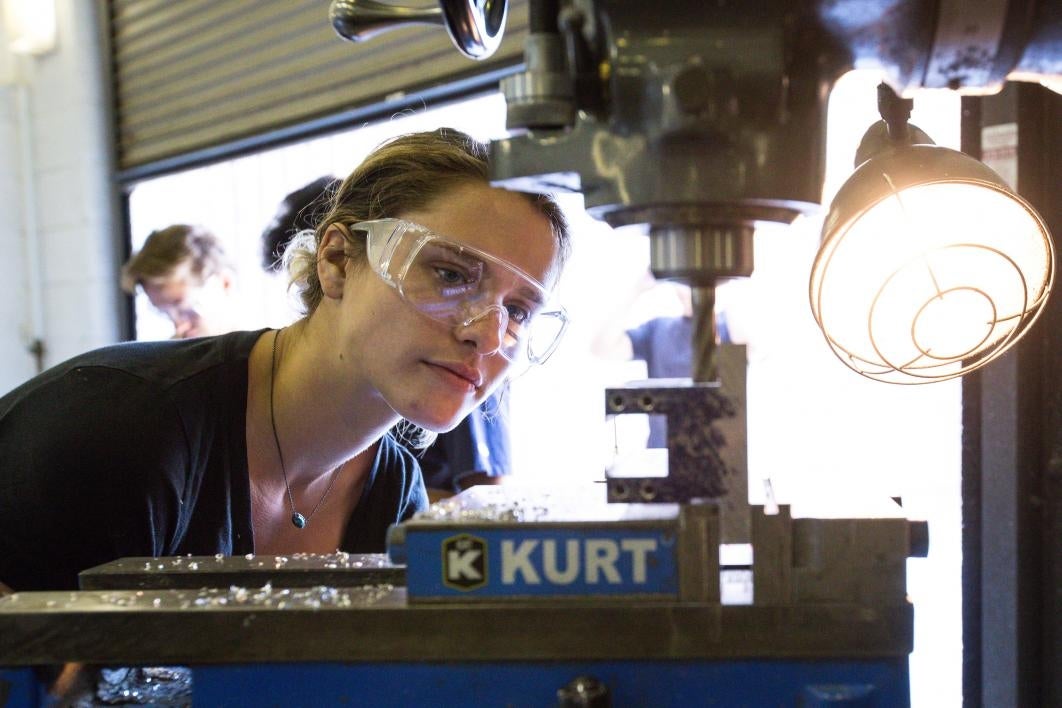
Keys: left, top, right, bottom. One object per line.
{"left": 354, "top": 218, "right": 568, "bottom": 365}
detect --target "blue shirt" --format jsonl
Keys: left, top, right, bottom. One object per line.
{"left": 626, "top": 316, "right": 693, "bottom": 448}
{"left": 418, "top": 393, "right": 511, "bottom": 492}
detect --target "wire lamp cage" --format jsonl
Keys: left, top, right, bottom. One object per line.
{"left": 809, "top": 87, "right": 1055, "bottom": 384}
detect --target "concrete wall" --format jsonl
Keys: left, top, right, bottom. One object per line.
{"left": 0, "top": 0, "right": 119, "bottom": 395}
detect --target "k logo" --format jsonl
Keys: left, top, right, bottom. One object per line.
{"left": 442, "top": 534, "right": 487, "bottom": 590}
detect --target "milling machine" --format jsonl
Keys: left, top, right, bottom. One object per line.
{"left": 2, "top": 0, "right": 1060, "bottom": 704}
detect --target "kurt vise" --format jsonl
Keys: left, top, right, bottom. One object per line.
{"left": 0, "top": 490, "right": 927, "bottom": 705}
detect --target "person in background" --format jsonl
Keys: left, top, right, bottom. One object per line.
{"left": 121, "top": 224, "right": 240, "bottom": 339}
{"left": 261, "top": 176, "right": 341, "bottom": 272}
{"left": 263, "top": 176, "right": 515, "bottom": 501}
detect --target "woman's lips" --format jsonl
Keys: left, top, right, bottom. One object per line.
{"left": 427, "top": 361, "right": 482, "bottom": 391}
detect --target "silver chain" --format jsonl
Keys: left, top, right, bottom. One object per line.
{"left": 269, "top": 329, "right": 342, "bottom": 529}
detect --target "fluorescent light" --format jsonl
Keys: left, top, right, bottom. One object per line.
{"left": 3, "top": 0, "right": 57, "bottom": 56}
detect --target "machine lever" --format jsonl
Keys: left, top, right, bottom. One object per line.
{"left": 330, "top": 0, "right": 508, "bottom": 60}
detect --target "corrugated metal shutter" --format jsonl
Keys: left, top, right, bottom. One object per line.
{"left": 106, "top": 0, "right": 527, "bottom": 172}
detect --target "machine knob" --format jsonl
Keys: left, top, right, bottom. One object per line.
{"left": 673, "top": 65, "right": 712, "bottom": 116}
{"left": 908, "top": 519, "right": 930, "bottom": 558}
{"left": 557, "top": 675, "right": 611, "bottom": 707}
{"left": 330, "top": 0, "right": 508, "bottom": 60}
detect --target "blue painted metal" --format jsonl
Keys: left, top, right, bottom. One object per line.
{"left": 2, "top": 660, "right": 910, "bottom": 707}
{"left": 191, "top": 659, "right": 909, "bottom": 706}
{"left": 398, "top": 526, "right": 678, "bottom": 600}
{"left": 0, "top": 668, "right": 41, "bottom": 708}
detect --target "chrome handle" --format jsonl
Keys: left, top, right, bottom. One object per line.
{"left": 330, "top": 0, "right": 444, "bottom": 43}
{"left": 330, "top": 0, "right": 507, "bottom": 60}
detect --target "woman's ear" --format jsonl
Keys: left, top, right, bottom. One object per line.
{"left": 317, "top": 224, "right": 351, "bottom": 300}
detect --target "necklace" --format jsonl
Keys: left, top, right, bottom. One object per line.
{"left": 269, "top": 329, "right": 342, "bottom": 529}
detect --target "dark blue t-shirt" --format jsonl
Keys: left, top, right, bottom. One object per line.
{"left": 0, "top": 330, "right": 427, "bottom": 591}
{"left": 418, "top": 393, "right": 510, "bottom": 492}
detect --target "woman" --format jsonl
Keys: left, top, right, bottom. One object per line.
{"left": 262, "top": 175, "right": 517, "bottom": 502}
{"left": 0, "top": 129, "right": 570, "bottom": 592}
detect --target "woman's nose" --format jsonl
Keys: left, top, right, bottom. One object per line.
{"left": 455, "top": 305, "right": 507, "bottom": 355}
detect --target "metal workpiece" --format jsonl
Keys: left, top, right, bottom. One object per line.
{"left": 78, "top": 552, "right": 403, "bottom": 591}
{"left": 676, "top": 502, "right": 721, "bottom": 603}
{"left": 791, "top": 517, "right": 927, "bottom": 605}
{"left": 605, "top": 380, "right": 732, "bottom": 500}
{"left": 751, "top": 506, "right": 928, "bottom": 606}
{"left": 751, "top": 506, "right": 794, "bottom": 606}
{"left": 604, "top": 344, "right": 749, "bottom": 543}
{"left": 0, "top": 589, "right": 913, "bottom": 666}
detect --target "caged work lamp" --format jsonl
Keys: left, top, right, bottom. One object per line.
{"left": 809, "top": 84, "right": 1055, "bottom": 384}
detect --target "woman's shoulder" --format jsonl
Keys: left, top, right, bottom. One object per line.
{"left": 0, "top": 330, "right": 269, "bottom": 418}
{"left": 341, "top": 435, "right": 428, "bottom": 552}
{"left": 52, "top": 330, "right": 265, "bottom": 386}
{"left": 372, "top": 435, "right": 428, "bottom": 502}
{"left": 374, "top": 434, "right": 421, "bottom": 479}
{"left": 93, "top": 329, "right": 263, "bottom": 370}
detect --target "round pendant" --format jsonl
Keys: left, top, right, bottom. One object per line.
{"left": 291, "top": 512, "right": 307, "bottom": 529}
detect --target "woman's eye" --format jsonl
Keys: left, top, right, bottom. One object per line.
{"left": 434, "top": 266, "right": 468, "bottom": 285}
{"left": 506, "top": 304, "right": 531, "bottom": 325}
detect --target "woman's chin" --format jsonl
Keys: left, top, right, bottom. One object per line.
{"left": 399, "top": 381, "right": 490, "bottom": 432}
{"left": 406, "top": 407, "right": 468, "bottom": 434}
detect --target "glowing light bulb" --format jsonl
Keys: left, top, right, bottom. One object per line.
{"left": 810, "top": 146, "right": 1054, "bottom": 384}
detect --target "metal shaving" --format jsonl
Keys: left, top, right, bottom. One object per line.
{"left": 415, "top": 496, "right": 550, "bottom": 523}
{"left": 129, "top": 551, "right": 392, "bottom": 572}
{"left": 87, "top": 583, "right": 396, "bottom": 611}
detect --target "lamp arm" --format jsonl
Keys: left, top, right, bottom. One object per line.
{"left": 876, "top": 83, "right": 915, "bottom": 142}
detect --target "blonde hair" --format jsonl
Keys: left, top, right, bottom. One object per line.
{"left": 121, "top": 224, "right": 231, "bottom": 293}
{"left": 283, "top": 128, "right": 570, "bottom": 314}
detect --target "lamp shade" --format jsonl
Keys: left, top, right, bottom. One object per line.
{"left": 810, "top": 144, "right": 1054, "bottom": 384}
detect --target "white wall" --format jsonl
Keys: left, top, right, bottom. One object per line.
{"left": 0, "top": 0, "right": 118, "bottom": 396}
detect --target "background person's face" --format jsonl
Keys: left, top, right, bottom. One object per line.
{"left": 142, "top": 263, "right": 234, "bottom": 338}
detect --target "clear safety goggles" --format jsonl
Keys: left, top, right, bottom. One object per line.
{"left": 354, "top": 218, "right": 568, "bottom": 365}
